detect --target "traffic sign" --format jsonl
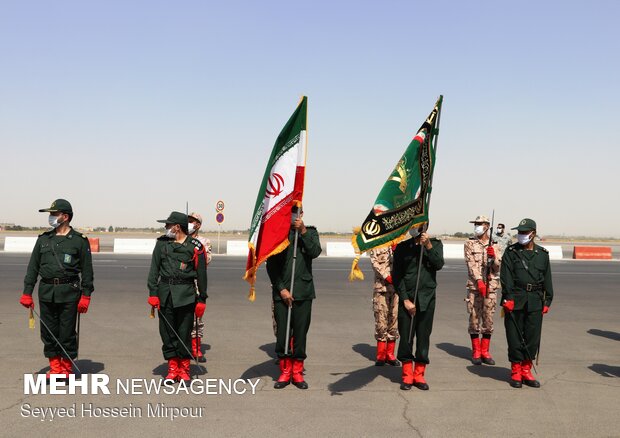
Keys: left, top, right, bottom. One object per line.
{"left": 216, "top": 212, "right": 225, "bottom": 224}
{"left": 216, "top": 200, "right": 225, "bottom": 212}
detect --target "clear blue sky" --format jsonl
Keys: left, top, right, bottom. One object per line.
{"left": 1, "top": 1, "right": 619, "bottom": 236}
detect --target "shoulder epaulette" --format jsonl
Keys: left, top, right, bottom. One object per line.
{"left": 507, "top": 244, "right": 516, "bottom": 251}
{"left": 305, "top": 225, "right": 317, "bottom": 230}
{"left": 190, "top": 238, "right": 203, "bottom": 249}
{"left": 157, "top": 235, "right": 171, "bottom": 241}
{"left": 537, "top": 245, "right": 548, "bottom": 253}
{"left": 430, "top": 237, "right": 441, "bottom": 242}
{"left": 39, "top": 230, "right": 53, "bottom": 237}
{"left": 468, "top": 237, "right": 476, "bottom": 240}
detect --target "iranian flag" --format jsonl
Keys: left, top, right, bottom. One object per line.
{"left": 244, "top": 96, "right": 308, "bottom": 301}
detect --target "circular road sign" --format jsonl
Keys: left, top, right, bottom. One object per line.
{"left": 216, "top": 200, "right": 225, "bottom": 212}
{"left": 216, "top": 212, "right": 225, "bottom": 224}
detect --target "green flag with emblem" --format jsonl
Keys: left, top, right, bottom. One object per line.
{"left": 350, "top": 96, "right": 443, "bottom": 279}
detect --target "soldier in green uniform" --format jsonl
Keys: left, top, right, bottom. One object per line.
{"left": 500, "top": 218, "right": 554, "bottom": 388}
{"left": 19, "top": 199, "right": 94, "bottom": 379}
{"left": 266, "top": 205, "right": 322, "bottom": 390}
{"left": 147, "top": 211, "right": 208, "bottom": 382}
{"left": 393, "top": 228, "right": 444, "bottom": 391}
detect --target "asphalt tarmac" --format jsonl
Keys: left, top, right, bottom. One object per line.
{"left": 0, "top": 254, "right": 618, "bottom": 437}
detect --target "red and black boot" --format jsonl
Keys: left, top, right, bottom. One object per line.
{"left": 375, "top": 341, "right": 387, "bottom": 366}
{"left": 274, "top": 357, "right": 292, "bottom": 389}
{"left": 521, "top": 360, "right": 540, "bottom": 388}
{"left": 400, "top": 361, "right": 414, "bottom": 390}
{"left": 480, "top": 335, "right": 495, "bottom": 365}
{"left": 45, "top": 356, "right": 62, "bottom": 381}
{"left": 471, "top": 335, "right": 482, "bottom": 365}
{"left": 292, "top": 359, "right": 308, "bottom": 389}
{"left": 412, "top": 362, "right": 429, "bottom": 390}
{"left": 60, "top": 357, "right": 74, "bottom": 380}
{"left": 510, "top": 362, "right": 523, "bottom": 388}
{"left": 177, "top": 358, "right": 191, "bottom": 383}
{"left": 386, "top": 340, "right": 400, "bottom": 366}
{"left": 165, "top": 358, "right": 180, "bottom": 381}
{"left": 193, "top": 337, "right": 206, "bottom": 363}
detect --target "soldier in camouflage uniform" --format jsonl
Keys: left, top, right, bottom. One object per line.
{"left": 464, "top": 215, "right": 501, "bottom": 366}
{"left": 493, "top": 223, "right": 512, "bottom": 257}
{"left": 369, "top": 246, "right": 399, "bottom": 366}
{"left": 19, "top": 199, "right": 94, "bottom": 379}
{"left": 147, "top": 211, "right": 208, "bottom": 382}
{"left": 188, "top": 212, "right": 211, "bottom": 363}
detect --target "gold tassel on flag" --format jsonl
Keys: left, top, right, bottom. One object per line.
{"left": 29, "top": 308, "right": 35, "bottom": 329}
{"left": 248, "top": 285, "right": 256, "bottom": 302}
{"left": 349, "top": 256, "right": 364, "bottom": 281}
{"left": 349, "top": 226, "right": 365, "bottom": 281}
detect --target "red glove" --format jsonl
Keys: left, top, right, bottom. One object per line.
{"left": 476, "top": 279, "right": 487, "bottom": 298}
{"left": 385, "top": 275, "right": 393, "bottom": 285}
{"left": 195, "top": 302, "right": 206, "bottom": 318}
{"left": 503, "top": 300, "right": 515, "bottom": 313}
{"left": 486, "top": 246, "right": 495, "bottom": 258}
{"left": 77, "top": 296, "right": 91, "bottom": 313}
{"left": 19, "top": 294, "right": 34, "bottom": 309}
{"left": 543, "top": 305, "right": 550, "bottom": 314}
{"left": 148, "top": 296, "right": 160, "bottom": 310}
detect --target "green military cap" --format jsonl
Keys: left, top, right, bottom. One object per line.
{"left": 39, "top": 198, "right": 73, "bottom": 214}
{"left": 512, "top": 218, "right": 537, "bottom": 231}
{"left": 157, "top": 211, "right": 188, "bottom": 225}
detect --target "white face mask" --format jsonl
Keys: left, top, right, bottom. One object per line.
{"left": 474, "top": 225, "right": 486, "bottom": 237}
{"left": 291, "top": 210, "right": 301, "bottom": 225}
{"left": 517, "top": 232, "right": 533, "bottom": 245}
{"left": 409, "top": 228, "right": 421, "bottom": 238}
{"left": 48, "top": 215, "right": 63, "bottom": 228}
{"left": 496, "top": 228, "right": 504, "bottom": 235}
{"left": 165, "top": 227, "right": 176, "bottom": 239}
{"left": 187, "top": 223, "right": 196, "bottom": 235}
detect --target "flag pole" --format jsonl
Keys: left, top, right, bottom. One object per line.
{"left": 284, "top": 229, "right": 299, "bottom": 356}
{"left": 408, "top": 95, "right": 443, "bottom": 346}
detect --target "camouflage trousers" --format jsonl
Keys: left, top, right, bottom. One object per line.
{"left": 465, "top": 287, "right": 498, "bottom": 335}
{"left": 373, "top": 289, "right": 399, "bottom": 341}
{"left": 191, "top": 316, "right": 204, "bottom": 338}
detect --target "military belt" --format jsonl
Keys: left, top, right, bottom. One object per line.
{"left": 42, "top": 276, "right": 80, "bottom": 285}
{"left": 159, "top": 277, "right": 194, "bottom": 285}
{"left": 519, "top": 283, "right": 543, "bottom": 292}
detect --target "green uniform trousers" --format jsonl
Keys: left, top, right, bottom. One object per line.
{"left": 158, "top": 296, "right": 195, "bottom": 360}
{"left": 397, "top": 297, "right": 435, "bottom": 364}
{"left": 274, "top": 299, "right": 312, "bottom": 360}
{"left": 39, "top": 300, "right": 78, "bottom": 359}
{"left": 504, "top": 303, "right": 543, "bottom": 363}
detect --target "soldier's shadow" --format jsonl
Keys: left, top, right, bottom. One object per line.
{"left": 238, "top": 343, "right": 280, "bottom": 382}
{"left": 328, "top": 343, "right": 400, "bottom": 396}
{"left": 35, "top": 359, "right": 105, "bottom": 379}
{"left": 466, "top": 365, "right": 510, "bottom": 382}
{"left": 435, "top": 342, "right": 472, "bottom": 361}
{"left": 587, "top": 329, "right": 620, "bottom": 342}
{"left": 152, "top": 360, "right": 208, "bottom": 378}
{"left": 588, "top": 364, "right": 620, "bottom": 378}
{"left": 436, "top": 343, "right": 509, "bottom": 381}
